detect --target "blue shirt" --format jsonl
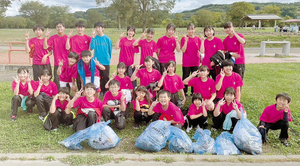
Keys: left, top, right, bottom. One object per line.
{"left": 90, "top": 34, "right": 112, "bottom": 65}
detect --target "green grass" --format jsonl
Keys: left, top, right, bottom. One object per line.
{"left": 0, "top": 27, "right": 299, "bottom": 48}
{"left": 0, "top": 63, "right": 300, "bottom": 154}
{"left": 60, "top": 154, "right": 113, "bottom": 166}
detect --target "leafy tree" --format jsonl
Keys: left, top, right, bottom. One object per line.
{"left": 195, "top": 9, "right": 216, "bottom": 27}
{"left": 227, "top": 2, "right": 255, "bottom": 26}
{"left": 172, "top": 13, "right": 184, "bottom": 28}
{"left": 48, "top": 5, "right": 72, "bottom": 27}
{"left": 281, "top": 6, "right": 298, "bottom": 18}
{"left": 19, "top": 1, "right": 49, "bottom": 26}
{"left": 87, "top": 10, "right": 104, "bottom": 28}
{"left": 0, "top": 0, "right": 12, "bottom": 16}
{"left": 262, "top": 5, "right": 281, "bottom": 16}
{"left": 6, "top": 17, "right": 27, "bottom": 28}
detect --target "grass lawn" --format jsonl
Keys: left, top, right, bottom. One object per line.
{"left": 0, "top": 63, "right": 299, "bottom": 155}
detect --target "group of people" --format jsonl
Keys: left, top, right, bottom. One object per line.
{"left": 11, "top": 21, "right": 292, "bottom": 146}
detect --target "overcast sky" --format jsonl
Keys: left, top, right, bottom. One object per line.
{"left": 6, "top": 0, "right": 299, "bottom": 16}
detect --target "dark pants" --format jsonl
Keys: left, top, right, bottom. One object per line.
{"left": 152, "top": 112, "right": 182, "bottom": 129}
{"left": 212, "top": 112, "right": 238, "bottom": 130}
{"left": 159, "top": 63, "right": 167, "bottom": 75}
{"left": 99, "top": 65, "right": 110, "bottom": 94}
{"left": 36, "top": 93, "right": 53, "bottom": 117}
{"left": 209, "top": 69, "right": 217, "bottom": 81}
{"left": 76, "top": 72, "right": 82, "bottom": 91}
{"left": 182, "top": 66, "right": 198, "bottom": 95}
{"left": 134, "top": 111, "right": 152, "bottom": 124}
{"left": 259, "top": 120, "right": 289, "bottom": 139}
{"left": 32, "top": 64, "right": 52, "bottom": 81}
{"left": 233, "top": 64, "right": 245, "bottom": 80}
{"left": 11, "top": 95, "right": 35, "bottom": 116}
{"left": 170, "top": 93, "right": 179, "bottom": 107}
{"left": 73, "top": 112, "right": 97, "bottom": 132}
{"left": 47, "top": 108, "right": 73, "bottom": 129}
{"left": 127, "top": 66, "right": 136, "bottom": 88}
{"left": 187, "top": 116, "right": 208, "bottom": 128}
{"left": 53, "top": 66, "right": 60, "bottom": 89}
{"left": 102, "top": 107, "right": 126, "bottom": 130}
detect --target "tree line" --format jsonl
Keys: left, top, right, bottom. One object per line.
{"left": 0, "top": 1, "right": 299, "bottom": 29}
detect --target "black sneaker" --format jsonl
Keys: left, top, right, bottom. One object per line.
{"left": 134, "top": 123, "right": 139, "bottom": 129}
{"left": 280, "top": 138, "right": 289, "bottom": 147}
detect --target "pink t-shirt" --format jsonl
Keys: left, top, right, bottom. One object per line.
{"left": 180, "top": 36, "right": 201, "bottom": 67}
{"left": 84, "top": 63, "right": 100, "bottom": 77}
{"left": 260, "top": 104, "right": 292, "bottom": 123}
{"left": 188, "top": 77, "right": 216, "bottom": 100}
{"left": 202, "top": 37, "right": 224, "bottom": 70}
{"left": 38, "top": 81, "right": 58, "bottom": 97}
{"left": 153, "top": 101, "right": 185, "bottom": 125}
{"left": 138, "top": 39, "right": 158, "bottom": 65}
{"left": 223, "top": 33, "right": 245, "bottom": 65}
{"left": 136, "top": 68, "right": 161, "bottom": 86}
{"left": 59, "top": 61, "right": 78, "bottom": 82}
{"left": 118, "top": 37, "right": 139, "bottom": 66}
{"left": 73, "top": 96, "right": 103, "bottom": 117}
{"left": 29, "top": 37, "right": 50, "bottom": 65}
{"left": 216, "top": 72, "right": 243, "bottom": 99}
{"left": 47, "top": 34, "right": 69, "bottom": 66}
{"left": 69, "top": 34, "right": 91, "bottom": 59}
{"left": 132, "top": 99, "right": 149, "bottom": 111}
{"left": 12, "top": 80, "right": 37, "bottom": 96}
{"left": 103, "top": 91, "right": 126, "bottom": 108}
{"left": 216, "top": 100, "right": 245, "bottom": 115}
{"left": 114, "top": 75, "right": 133, "bottom": 90}
{"left": 55, "top": 100, "right": 68, "bottom": 111}
{"left": 157, "top": 36, "right": 176, "bottom": 63}
{"left": 187, "top": 103, "right": 205, "bottom": 116}
{"left": 162, "top": 74, "right": 184, "bottom": 93}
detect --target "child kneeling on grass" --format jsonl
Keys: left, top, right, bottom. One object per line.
{"left": 44, "top": 87, "right": 73, "bottom": 131}
{"left": 213, "top": 87, "right": 246, "bottom": 131}
{"left": 66, "top": 83, "right": 103, "bottom": 132}
{"left": 11, "top": 67, "right": 36, "bottom": 121}
{"left": 258, "top": 93, "right": 292, "bottom": 146}
{"left": 148, "top": 90, "right": 184, "bottom": 129}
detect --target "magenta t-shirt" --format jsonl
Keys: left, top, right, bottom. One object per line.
{"left": 202, "top": 37, "right": 224, "bottom": 70}
{"left": 260, "top": 104, "right": 292, "bottom": 123}
{"left": 188, "top": 77, "right": 216, "bottom": 100}
{"left": 38, "top": 81, "right": 58, "bottom": 97}
{"left": 216, "top": 72, "right": 243, "bottom": 99}
{"left": 73, "top": 96, "right": 103, "bottom": 117}
{"left": 180, "top": 36, "right": 201, "bottom": 67}
{"left": 29, "top": 37, "right": 50, "bottom": 65}
{"left": 187, "top": 103, "right": 206, "bottom": 116}
{"left": 157, "top": 36, "right": 176, "bottom": 63}
{"left": 103, "top": 91, "right": 126, "bottom": 107}
{"left": 223, "top": 33, "right": 245, "bottom": 65}
{"left": 136, "top": 68, "right": 161, "bottom": 86}
{"left": 138, "top": 39, "right": 158, "bottom": 65}
{"left": 12, "top": 80, "right": 37, "bottom": 96}
{"left": 118, "top": 37, "right": 139, "bottom": 66}
{"left": 132, "top": 99, "right": 149, "bottom": 111}
{"left": 84, "top": 63, "right": 100, "bottom": 77}
{"left": 47, "top": 35, "right": 69, "bottom": 66}
{"left": 153, "top": 101, "right": 185, "bottom": 125}
{"left": 69, "top": 34, "right": 91, "bottom": 59}
{"left": 55, "top": 100, "right": 68, "bottom": 111}
{"left": 114, "top": 75, "right": 133, "bottom": 90}
{"left": 216, "top": 100, "right": 245, "bottom": 115}
{"left": 59, "top": 61, "right": 78, "bottom": 82}
{"left": 162, "top": 74, "right": 184, "bottom": 93}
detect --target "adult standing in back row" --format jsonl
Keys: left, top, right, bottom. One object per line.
{"left": 223, "top": 22, "right": 246, "bottom": 80}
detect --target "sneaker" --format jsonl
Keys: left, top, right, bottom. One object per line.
{"left": 11, "top": 115, "right": 17, "bottom": 121}
{"left": 39, "top": 116, "right": 45, "bottom": 121}
{"left": 68, "top": 124, "right": 73, "bottom": 128}
{"left": 186, "top": 125, "right": 193, "bottom": 133}
{"left": 211, "top": 127, "right": 217, "bottom": 132}
{"left": 280, "top": 138, "right": 289, "bottom": 147}
{"left": 134, "top": 123, "right": 139, "bottom": 129}
{"left": 51, "top": 128, "right": 58, "bottom": 132}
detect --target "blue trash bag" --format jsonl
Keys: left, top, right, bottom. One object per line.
{"left": 233, "top": 109, "right": 262, "bottom": 155}
{"left": 60, "top": 121, "right": 121, "bottom": 150}
{"left": 215, "top": 131, "right": 241, "bottom": 155}
{"left": 135, "top": 120, "right": 171, "bottom": 152}
{"left": 192, "top": 128, "right": 216, "bottom": 154}
{"left": 168, "top": 126, "right": 193, "bottom": 153}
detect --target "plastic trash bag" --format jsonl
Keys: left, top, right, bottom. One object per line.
{"left": 60, "top": 121, "right": 121, "bottom": 150}
{"left": 192, "top": 128, "right": 216, "bottom": 154}
{"left": 215, "top": 131, "right": 241, "bottom": 155}
{"left": 168, "top": 126, "right": 193, "bottom": 153}
{"left": 135, "top": 120, "right": 171, "bottom": 152}
{"left": 233, "top": 109, "right": 262, "bottom": 155}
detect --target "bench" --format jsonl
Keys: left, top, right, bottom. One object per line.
{"left": 260, "top": 41, "right": 290, "bottom": 56}
{"left": 8, "top": 42, "right": 30, "bottom": 64}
